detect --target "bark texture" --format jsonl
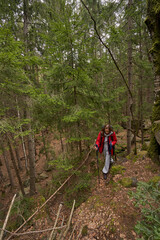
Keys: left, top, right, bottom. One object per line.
{"left": 146, "top": 0, "right": 160, "bottom": 162}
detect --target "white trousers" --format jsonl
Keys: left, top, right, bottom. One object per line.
{"left": 102, "top": 140, "right": 114, "bottom": 174}
{"left": 102, "top": 152, "right": 111, "bottom": 174}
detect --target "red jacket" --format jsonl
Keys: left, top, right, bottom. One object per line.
{"left": 95, "top": 131, "right": 117, "bottom": 155}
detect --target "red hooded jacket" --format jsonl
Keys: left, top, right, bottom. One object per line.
{"left": 95, "top": 131, "right": 117, "bottom": 155}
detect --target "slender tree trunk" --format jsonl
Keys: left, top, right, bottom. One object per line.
{"left": 74, "top": 86, "right": 82, "bottom": 155}
{"left": 6, "top": 135, "right": 25, "bottom": 195}
{"left": 23, "top": 0, "right": 36, "bottom": 195}
{"left": 138, "top": 19, "right": 144, "bottom": 145}
{"left": 27, "top": 108, "right": 36, "bottom": 195}
{"left": 0, "top": 158, "right": 4, "bottom": 182}
{"left": 127, "top": 0, "right": 133, "bottom": 155}
{"left": 11, "top": 132, "right": 22, "bottom": 170}
{"left": 42, "top": 129, "right": 49, "bottom": 162}
{"left": 16, "top": 98, "right": 28, "bottom": 172}
{"left": 14, "top": 145, "right": 22, "bottom": 170}
{"left": 60, "top": 131, "right": 64, "bottom": 153}
{"left": 0, "top": 137, "right": 15, "bottom": 188}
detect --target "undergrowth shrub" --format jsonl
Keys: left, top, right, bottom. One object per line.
{"left": 64, "top": 170, "right": 92, "bottom": 208}
{"left": 129, "top": 181, "right": 160, "bottom": 240}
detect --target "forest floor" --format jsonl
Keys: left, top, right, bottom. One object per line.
{"left": 0, "top": 129, "right": 160, "bottom": 240}
{"left": 71, "top": 153, "right": 159, "bottom": 240}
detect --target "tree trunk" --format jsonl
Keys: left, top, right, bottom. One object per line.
{"left": 11, "top": 132, "right": 22, "bottom": 170}
{"left": 27, "top": 106, "right": 36, "bottom": 195}
{"left": 7, "top": 135, "right": 25, "bottom": 195}
{"left": 0, "top": 137, "right": 15, "bottom": 188}
{"left": 138, "top": 19, "right": 144, "bottom": 145}
{"left": 23, "top": 0, "right": 36, "bottom": 194}
{"left": 74, "top": 86, "right": 82, "bottom": 155}
{"left": 27, "top": 128, "right": 36, "bottom": 195}
{"left": 127, "top": 0, "right": 133, "bottom": 155}
{"left": 146, "top": 0, "right": 160, "bottom": 162}
{"left": 16, "top": 98, "right": 28, "bottom": 172}
{"left": 42, "top": 129, "right": 49, "bottom": 162}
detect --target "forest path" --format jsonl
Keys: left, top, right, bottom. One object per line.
{"left": 71, "top": 153, "right": 160, "bottom": 240}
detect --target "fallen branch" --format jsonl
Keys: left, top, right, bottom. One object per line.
{"left": 68, "top": 222, "right": 77, "bottom": 240}
{"left": 0, "top": 194, "right": 16, "bottom": 240}
{"left": 61, "top": 199, "right": 76, "bottom": 239}
{"left": 7, "top": 146, "right": 94, "bottom": 240}
{"left": 48, "top": 203, "right": 62, "bottom": 240}
{"left": 0, "top": 225, "right": 66, "bottom": 236}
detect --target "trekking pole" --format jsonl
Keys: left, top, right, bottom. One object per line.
{"left": 96, "top": 150, "right": 100, "bottom": 184}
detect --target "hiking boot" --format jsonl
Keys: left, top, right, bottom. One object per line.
{"left": 103, "top": 173, "right": 107, "bottom": 180}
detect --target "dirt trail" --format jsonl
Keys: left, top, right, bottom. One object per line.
{"left": 71, "top": 154, "right": 160, "bottom": 240}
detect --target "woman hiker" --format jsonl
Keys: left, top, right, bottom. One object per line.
{"left": 95, "top": 124, "right": 117, "bottom": 180}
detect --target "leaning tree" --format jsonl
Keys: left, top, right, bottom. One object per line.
{"left": 145, "top": 0, "right": 160, "bottom": 162}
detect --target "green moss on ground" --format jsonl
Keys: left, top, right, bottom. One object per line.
{"left": 119, "top": 178, "right": 133, "bottom": 188}
{"left": 148, "top": 175, "right": 160, "bottom": 184}
{"left": 110, "top": 165, "right": 126, "bottom": 176}
{"left": 126, "top": 152, "right": 138, "bottom": 162}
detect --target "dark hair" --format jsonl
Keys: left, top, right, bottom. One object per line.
{"left": 101, "top": 124, "right": 113, "bottom": 136}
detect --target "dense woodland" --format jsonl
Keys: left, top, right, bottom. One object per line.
{"left": 0, "top": 0, "right": 160, "bottom": 239}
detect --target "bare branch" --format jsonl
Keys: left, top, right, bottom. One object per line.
{"left": 80, "top": 0, "right": 133, "bottom": 100}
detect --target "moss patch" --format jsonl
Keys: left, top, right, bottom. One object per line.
{"left": 144, "top": 164, "right": 158, "bottom": 173}
{"left": 119, "top": 178, "right": 133, "bottom": 188}
{"left": 148, "top": 175, "right": 160, "bottom": 184}
{"left": 137, "top": 151, "right": 148, "bottom": 158}
{"left": 126, "top": 152, "right": 138, "bottom": 162}
{"left": 87, "top": 195, "right": 104, "bottom": 209}
{"left": 110, "top": 165, "right": 126, "bottom": 176}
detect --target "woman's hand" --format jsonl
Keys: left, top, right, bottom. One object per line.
{"left": 94, "top": 145, "right": 98, "bottom": 151}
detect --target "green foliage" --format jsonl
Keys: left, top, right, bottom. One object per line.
{"left": 50, "top": 155, "right": 73, "bottom": 171}
{"left": 8, "top": 196, "right": 36, "bottom": 231}
{"left": 8, "top": 195, "right": 46, "bottom": 231}
{"left": 64, "top": 171, "right": 92, "bottom": 208}
{"left": 130, "top": 181, "right": 160, "bottom": 240}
